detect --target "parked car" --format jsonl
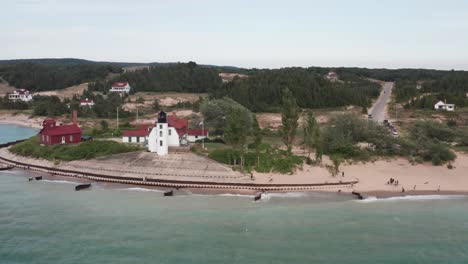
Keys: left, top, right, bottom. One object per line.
{"left": 81, "top": 136, "right": 93, "bottom": 142}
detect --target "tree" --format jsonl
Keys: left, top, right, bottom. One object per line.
{"left": 252, "top": 114, "right": 263, "bottom": 167}
{"left": 152, "top": 99, "right": 160, "bottom": 111}
{"left": 280, "top": 88, "right": 300, "bottom": 154}
{"left": 200, "top": 97, "right": 252, "bottom": 135}
{"left": 303, "top": 111, "right": 321, "bottom": 160}
{"left": 100, "top": 120, "right": 109, "bottom": 131}
{"left": 225, "top": 108, "right": 248, "bottom": 169}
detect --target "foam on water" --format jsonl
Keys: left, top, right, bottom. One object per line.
{"left": 357, "top": 194, "right": 467, "bottom": 203}
{"left": 42, "top": 179, "right": 82, "bottom": 185}
{"left": 186, "top": 191, "right": 254, "bottom": 198}
{"left": 260, "top": 192, "right": 308, "bottom": 201}
{"left": 117, "top": 187, "right": 164, "bottom": 193}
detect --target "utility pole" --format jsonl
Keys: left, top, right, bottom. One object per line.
{"left": 116, "top": 107, "right": 119, "bottom": 129}
{"left": 202, "top": 119, "right": 205, "bottom": 150}
{"left": 136, "top": 103, "right": 139, "bottom": 124}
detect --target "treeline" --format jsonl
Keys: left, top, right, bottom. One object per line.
{"left": 212, "top": 68, "right": 380, "bottom": 112}
{"left": 0, "top": 63, "right": 122, "bottom": 91}
{"left": 395, "top": 73, "right": 468, "bottom": 108}
{"left": 0, "top": 93, "right": 130, "bottom": 119}
{"left": 89, "top": 62, "right": 222, "bottom": 94}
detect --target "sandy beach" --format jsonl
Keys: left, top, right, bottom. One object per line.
{"left": 0, "top": 114, "right": 42, "bottom": 129}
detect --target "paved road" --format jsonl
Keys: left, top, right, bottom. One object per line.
{"left": 369, "top": 82, "right": 393, "bottom": 123}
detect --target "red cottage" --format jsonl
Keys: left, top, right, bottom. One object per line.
{"left": 39, "top": 112, "right": 82, "bottom": 145}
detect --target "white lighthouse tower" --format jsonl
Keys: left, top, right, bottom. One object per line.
{"left": 148, "top": 111, "right": 168, "bottom": 155}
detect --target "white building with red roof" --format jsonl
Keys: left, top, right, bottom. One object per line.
{"left": 325, "top": 71, "right": 339, "bottom": 82}
{"left": 148, "top": 111, "right": 182, "bottom": 155}
{"left": 110, "top": 82, "right": 131, "bottom": 93}
{"left": 122, "top": 124, "right": 152, "bottom": 143}
{"left": 79, "top": 98, "right": 95, "bottom": 107}
{"left": 187, "top": 129, "right": 209, "bottom": 143}
{"left": 8, "top": 89, "right": 33, "bottom": 102}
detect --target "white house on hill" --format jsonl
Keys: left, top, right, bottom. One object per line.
{"left": 325, "top": 71, "right": 338, "bottom": 82}
{"left": 109, "top": 82, "right": 131, "bottom": 93}
{"left": 80, "top": 98, "right": 95, "bottom": 107}
{"left": 434, "top": 101, "right": 455, "bottom": 111}
{"left": 8, "top": 89, "right": 33, "bottom": 102}
{"left": 148, "top": 111, "right": 181, "bottom": 156}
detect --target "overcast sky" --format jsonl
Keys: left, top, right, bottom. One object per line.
{"left": 2, "top": 0, "right": 468, "bottom": 70}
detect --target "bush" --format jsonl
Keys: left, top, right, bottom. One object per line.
{"left": 10, "top": 136, "right": 141, "bottom": 161}
{"left": 207, "top": 146, "right": 302, "bottom": 174}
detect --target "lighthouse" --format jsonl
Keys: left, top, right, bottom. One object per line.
{"left": 148, "top": 111, "right": 183, "bottom": 155}
{"left": 149, "top": 111, "right": 168, "bottom": 155}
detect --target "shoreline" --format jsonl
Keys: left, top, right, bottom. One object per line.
{"left": 0, "top": 115, "right": 42, "bottom": 129}
{"left": 0, "top": 152, "right": 357, "bottom": 193}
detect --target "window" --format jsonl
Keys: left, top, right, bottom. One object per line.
{"left": 195, "top": 136, "right": 198, "bottom": 139}
{"left": 160, "top": 125, "right": 162, "bottom": 129}
{"left": 160, "top": 140, "right": 163, "bottom": 146}
{"left": 168, "top": 129, "right": 171, "bottom": 136}
{"left": 46, "top": 136, "right": 50, "bottom": 142}
{"left": 70, "top": 135, "right": 73, "bottom": 142}
{"left": 160, "top": 131, "right": 163, "bottom": 137}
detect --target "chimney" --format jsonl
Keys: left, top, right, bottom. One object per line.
{"left": 72, "top": 110, "right": 78, "bottom": 125}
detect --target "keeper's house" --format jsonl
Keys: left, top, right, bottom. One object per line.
{"left": 39, "top": 111, "right": 82, "bottom": 145}
{"left": 187, "top": 129, "right": 208, "bottom": 143}
{"left": 109, "top": 82, "right": 131, "bottom": 93}
{"left": 122, "top": 124, "right": 152, "bottom": 143}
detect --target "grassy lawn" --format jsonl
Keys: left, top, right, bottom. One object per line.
{"left": 10, "top": 136, "right": 142, "bottom": 161}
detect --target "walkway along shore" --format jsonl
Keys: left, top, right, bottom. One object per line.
{"left": 0, "top": 141, "right": 357, "bottom": 192}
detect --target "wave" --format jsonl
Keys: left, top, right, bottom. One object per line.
{"left": 186, "top": 192, "right": 254, "bottom": 198}
{"left": 117, "top": 187, "right": 164, "bottom": 193}
{"left": 260, "top": 192, "right": 308, "bottom": 201}
{"left": 42, "top": 179, "right": 81, "bottom": 185}
{"left": 357, "top": 195, "right": 467, "bottom": 203}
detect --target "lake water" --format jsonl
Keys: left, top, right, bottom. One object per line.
{"left": 0, "top": 124, "right": 38, "bottom": 144}
{"left": 1, "top": 124, "right": 468, "bottom": 264}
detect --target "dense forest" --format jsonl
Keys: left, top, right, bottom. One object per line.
{"left": 212, "top": 68, "right": 380, "bottom": 112}
{"left": 0, "top": 63, "right": 122, "bottom": 91}
{"left": 88, "top": 62, "right": 222, "bottom": 94}
{"left": 394, "top": 72, "right": 468, "bottom": 109}
{"left": 2, "top": 58, "right": 468, "bottom": 112}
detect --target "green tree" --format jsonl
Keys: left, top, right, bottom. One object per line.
{"left": 303, "top": 111, "right": 321, "bottom": 161}
{"left": 280, "top": 88, "right": 300, "bottom": 154}
{"left": 152, "top": 99, "right": 160, "bottom": 111}
{"left": 225, "top": 108, "right": 248, "bottom": 169}
{"left": 252, "top": 114, "right": 263, "bottom": 167}
{"left": 100, "top": 120, "right": 109, "bottom": 131}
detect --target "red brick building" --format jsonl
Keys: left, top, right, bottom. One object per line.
{"left": 39, "top": 111, "right": 82, "bottom": 145}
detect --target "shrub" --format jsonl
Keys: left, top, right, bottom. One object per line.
{"left": 10, "top": 136, "right": 141, "bottom": 161}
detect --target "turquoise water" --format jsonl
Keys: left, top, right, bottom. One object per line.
{"left": 0, "top": 124, "right": 38, "bottom": 144}
{"left": 1, "top": 125, "right": 468, "bottom": 264}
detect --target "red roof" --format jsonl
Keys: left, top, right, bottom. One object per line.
{"left": 167, "top": 113, "right": 188, "bottom": 137}
{"left": 80, "top": 98, "right": 94, "bottom": 103}
{"left": 188, "top": 129, "right": 208, "bottom": 136}
{"left": 122, "top": 124, "right": 152, "bottom": 137}
{"left": 16, "top": 89, "right": 29, "bottom": 95}
{"left": 112, "top": 82, "right": 129, "bottom": 88}
{"left": 123, "top": 130, "right": 148, "bottom": 137}
{"left": 41, "top": 124, "right": 81, "bottom": 136}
